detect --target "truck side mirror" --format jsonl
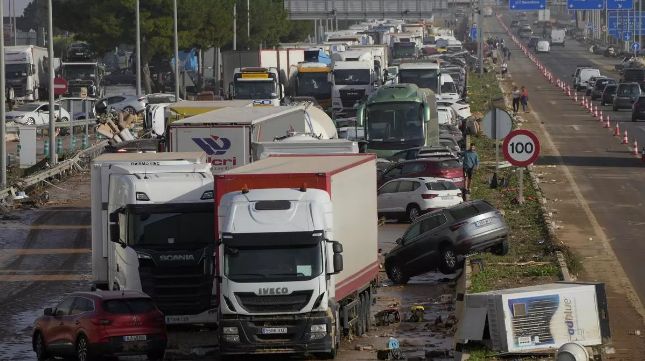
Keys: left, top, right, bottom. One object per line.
{"left": 280, "top": 84, "right": 285, "bottom": 100}
{"left": 332, "top": 241, "right": 343, "bottom": 254}
{"left": 43, "top": 307, "right": 53, "bottom": 316}
{"left": 333, "top": 253, "right": 343, "bottom": 274}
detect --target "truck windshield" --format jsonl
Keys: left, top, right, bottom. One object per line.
{"left": 62, "top": 65, "right": 96, "bottom": 80}
{"left": 234, "top": 80, "right": 277, "bottom": 99}
{"left": 333, "top": 69, "right": 371, "bottom": 85}
{"left": 441, "top": 81, "right": 457, "bottom": 94}
{"left": 366, "top": 102, "right": 424, "bottom": 144}
{"left": 392, "top": 43, "right": 417, "bottom": 59}
{"left": 296, "top": 72, "right": 332, "bottom": 97}
{"left": 128, "top": 209, "right": 213, "bottom": 247}
{"left": 6, "top": 64, "right": 28, "bottom": 79}
{"left": 398, "top": 69, "right": 439, "bottom": 91}
{"left": 224, "top": 244, "right": 323, "bottom": 283}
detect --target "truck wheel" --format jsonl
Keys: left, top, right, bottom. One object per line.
{"left": 492, "top": 239, "right": 510, "bottom": 256}
{"left": 439, "top": 246, "right": 458, "bottom": 274}
{"left": 386, "top": 263, "right": 409, "bottom": 284}
{"left": 406, "top": 204, "right": 421, "bottom": 222}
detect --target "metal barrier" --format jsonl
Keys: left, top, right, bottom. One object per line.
{"left": 0, "top": 139, "right": 107, "bottom": 203}
{"left": 5, "top": 118, "right": 97, "bottom": 132}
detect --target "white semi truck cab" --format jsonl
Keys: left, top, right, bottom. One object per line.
{"left": 215, "top": 154, "right": 379, "bottom": 357}
{"left": 91, "top": 152, "right": 218, "bottom": 324}
{"left": 230, "top": 67, "right": 283, "bottom": 106}
{"left": 331, "top": 50, "right": 376, "bottom": 117}
{"left": 4, "top": 45, "right": 47, "bottom": 101}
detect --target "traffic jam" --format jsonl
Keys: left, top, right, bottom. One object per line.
{"left": 0, "top": 1, "right": 622, "bottom": 361}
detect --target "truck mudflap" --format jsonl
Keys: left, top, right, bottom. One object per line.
{"left": 219, "top": 312, "right": 333, "bottom": 355}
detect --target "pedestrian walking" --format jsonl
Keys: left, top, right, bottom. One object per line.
{"left": 512, "top": 86, "right": 521, "bottom": 113}
{"left": 501, "top": 62, "right": 508, "bottom": 79}
{"left": 521, "top": 86, "right": 529, "bottom": 113}
{"left": 462, "top": 143, "right": 480, "bottom": 192}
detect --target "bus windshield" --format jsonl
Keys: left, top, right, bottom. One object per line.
{"left": 366, "top": 102, "right": 424, "bottom": 143}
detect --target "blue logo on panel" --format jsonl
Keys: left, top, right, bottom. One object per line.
{"left": 567, "top": 0, "right": 604, "bottom": 9}
{"left": 509, "top": 0, "right": 546, "bottom": 10}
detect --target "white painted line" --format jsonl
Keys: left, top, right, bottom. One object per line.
{"left": 571, "top": 125, "right": 581, "bottom": 131}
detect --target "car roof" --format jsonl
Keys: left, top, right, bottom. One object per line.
{"left": 71, "top": 290, "right": 150, "bottom": 300}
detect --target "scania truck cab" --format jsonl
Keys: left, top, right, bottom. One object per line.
{"left": 231, "top": 67, "right": 283, "bottom": 106}
{"left": 91, "top": 152, "right": 218, "bottom": 324}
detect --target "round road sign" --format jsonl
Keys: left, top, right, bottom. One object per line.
{"left": 53, "top": 77, "right": 68, "bottom": 96}
{"left": 502, "top": 129, "right": 541, "bottom": 167}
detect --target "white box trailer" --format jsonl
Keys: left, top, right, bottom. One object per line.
{"left": 457, "top": 282, "right": 611, "bottom": 353}
{"left": 168, "top": 106, "right": 323, "bottom": 172}
{"left": 215, "top": 154, "right": 379, "bottom": 356}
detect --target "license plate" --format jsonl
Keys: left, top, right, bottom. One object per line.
{"left": 123, "top": 335, "right": 147, "bottom": 342}
{"left": 475, "top": 217, "right": 494, "bottom": 227}
{"left": 262, "top": 327, "right": 287, "bottom": 334}
{"left": 441, "top": 196, "right": 453, "bottom": 200}
{"left": 166, "top": 315, "right": 189, "bottom": 324}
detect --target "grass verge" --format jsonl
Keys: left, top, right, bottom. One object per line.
{"left": 465, "top": 71, "right": 560, "bottom": 293}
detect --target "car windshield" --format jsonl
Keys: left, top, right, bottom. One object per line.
{"left": 617, "top": 85, "right": 638, "bottom": 96}
{"left": 5, "top": 64, "right": 28, "bottom": 79}
{"left": 224, "top": 244, "right": 323, "bottom": 283}
{"left": 62, "top": 65, "right": 96, "bottom": 80}
{"left": 398, "top": 69, "right": 439, "bottom": 90}
{"left": 366, "top": 102, "right": 424, "bottom": 142}
{"left": 392, "top": 43, "right": 417, "bottom": 58}
{"left": 441, "top": 81, "right": 457, "bottom": 94}
{"left": 426, "top": 181, "right": 458, "bottom": 190}
{"left": 234, "top": 80, "right": 277, "bottom": 99}
{"left": 595, "top": 81, "right": 609, "bottom": 89}
{"left": 297, "top": 72, "right": 332, "bottom": 96}
{"left": 333, "top": 69, "right": 370, "bottom": 85}
{"left": 128, "top": 209, "right": 213, "bottom": 247}
{"left": 14, "top": 103, "right": 40, "bottom": 111}
{"left": 103, "top": 298, "right": 156, "bottom": 314}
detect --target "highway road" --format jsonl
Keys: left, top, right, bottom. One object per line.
{"left": 498, "top": 11, "right": 645, "bottom": 306}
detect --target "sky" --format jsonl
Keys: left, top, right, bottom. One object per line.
{"left": 5, "top": 0, "right": 29, "bottom": 16}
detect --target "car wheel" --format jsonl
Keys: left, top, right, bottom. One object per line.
{"left": 386, "top": 263, "right": 409, "bottom": 284}
{"left": 492, "top": 238, "right": 510, "bottom": 256}
{"left": 124, "top": 106, "right": 136, "bottom": 115}
{"left": 75, "top": 335, "right": 91, "bottom": 361}
{"left": 147, "top": 350, "right": 165, "bottom": 361}
{"left": 439, "top": 246, "right": 458, "bottom": 274}
{"left": 34, "top": 332, "right": 49, "bottom": 361}
{"left": 26, "top": 117, "right": 36, "bottom": 125}
{"left": 406, "top": 204, "right": 421, "bottom": 222}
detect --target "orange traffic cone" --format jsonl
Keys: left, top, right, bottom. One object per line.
{"left": 604, "top": 116, "right": 611, "bottom": 128}
{"left": 614, "top": 123, "right": 621, "bottom": 136}
{"left": 634, "top": 140, "right": 639, "bottom": 156}
{"left": 623, "top": 130, "right": 629, "bottom": 144}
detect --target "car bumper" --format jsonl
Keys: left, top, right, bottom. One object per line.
{"left": 614, "top": 98, "right": 634, "bottom": 109}
{"left": 219, "top": 313, "right": 333, "bottom": 355}
{"left": 455, "top": 228, "right": 509, "bottom": 254}
{"left": 91, "top": 334, "right": 167, "bottom": 356}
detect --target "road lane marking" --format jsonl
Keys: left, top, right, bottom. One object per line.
{"left": 571, "top": 125, "right": 581, "bottom": 131}
{"left": 0, "top": 274, "right": 91, "bottom": 282}
{"left": 0, "top": 224, "right": 90, "bottom": 230}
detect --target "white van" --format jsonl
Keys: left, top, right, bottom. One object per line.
{"left": 550, "top": 29, "right": 565, "bottom": 46}
{"left": 437, "top": 73, "right": 460, "bottom": 102}
{"left": 576, "top": 68, "right": 601, "bottom": 91}
{"left": 536, "top": 40, "right": 550, "bottom": 53}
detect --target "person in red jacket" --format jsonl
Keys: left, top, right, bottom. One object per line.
{"left": 520, "top": 86, "right": 529, "bottom": 113}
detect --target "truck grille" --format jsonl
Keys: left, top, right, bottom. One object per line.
{"left": 235, "top": 291, "right": 312, "bottom": 313}
{"left": 139, "top": 262, "right": 214, "bottom": 316}
{"left": 9, "top": 84, "right": 26, "bottom": 97}
{"left": 339, "top": 89, "right": 365, "bottom": 108}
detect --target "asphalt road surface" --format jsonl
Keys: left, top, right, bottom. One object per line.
{"left": 498, "top": 11, "right": 645, "bottom": 309}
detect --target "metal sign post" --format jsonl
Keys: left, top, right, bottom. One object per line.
{"left": 482, "top": 107, "right": 513, "bottom": 188}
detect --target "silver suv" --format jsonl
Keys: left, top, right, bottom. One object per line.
{"left": 384, "top": 200, "right": 509, "bottom": 284}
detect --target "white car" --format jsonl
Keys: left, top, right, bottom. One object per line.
{"left": 5, "top": 102, "right": 71, "bottom": 126}
{"left": 536, "top": 40, "right": 550, "bottom": 53}
{"left": 437, "top": 105, "right": 458, "bottom": 125}
{"left": 378, "top": 177, "right": 464, "bottom": 221}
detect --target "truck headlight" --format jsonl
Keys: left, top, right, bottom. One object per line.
{"left": 223, "top": 335, "right": 240, "bottom": 343}
{"left": 136, "top": 252, "right": 152, "bottom": 260}
{"left": 223, "top": 327, "right": 239, "bottom": 335}
{"left": 310, "top": 324, "right": 327, "bottom": 333}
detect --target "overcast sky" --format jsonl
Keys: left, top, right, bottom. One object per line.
{"left": 5, "top": 0, "right": 29, "bottom": 16}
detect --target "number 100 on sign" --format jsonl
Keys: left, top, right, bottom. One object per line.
{"left": 503, "top": 129, "right": 541, "bottom": 167}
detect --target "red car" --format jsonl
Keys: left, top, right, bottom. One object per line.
{"left": 378, "top": 158, "right": 465, "bottom": 188}
{"left": 32, "top": 290, "right": 167, "bottom": 361}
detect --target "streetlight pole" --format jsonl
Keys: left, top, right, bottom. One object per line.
{"left": 233, "top": 2, "right": 237, "bottom": 51}
{"left": 48, "top": 0, "right": 56, "bottom": 165}
{"left": 247, "top": 0, "right": 250, "bottom": 42}
{"left": 478, "top": 0, "right": 484, "bottom": 75}
{"left": 135, "top": 0, "right": 142, "bottom": 97}
{"left": 0, "top": 0, "right": 6, "bottom": 188}
{"left": 173, "top": 0, "right": 179, "bottom": 101}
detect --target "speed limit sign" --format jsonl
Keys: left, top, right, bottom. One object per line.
{"left": 502, "top": 129, "right": 541, "bottom": 167}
